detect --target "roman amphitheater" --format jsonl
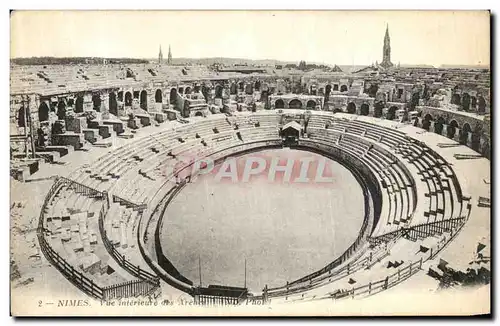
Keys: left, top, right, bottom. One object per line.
{"left": 10, "top": 46, "right": 491, "bottom": 310}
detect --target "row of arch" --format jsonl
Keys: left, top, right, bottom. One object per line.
{"left": 417, "top": 114, "right": 484, "bottom": 150}
{"left": 450, "top": 92, "right": 487, "bottom": 112}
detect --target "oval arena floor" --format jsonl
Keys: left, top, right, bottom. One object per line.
{"left": 160, "top": 148, "right": 365, "bottom": 292}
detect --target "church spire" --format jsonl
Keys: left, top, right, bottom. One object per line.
{"left": 158, "top": 45, "right": 163, "bottom": 64}
{"left": 167, "top": 44, "right": 172, "bottom": 65}
{"left": 380, "top": 24, "right": 393, "bottom": 69}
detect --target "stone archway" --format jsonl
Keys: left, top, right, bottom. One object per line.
{"left": 140, "top": 90, "right": 148, "bottom": 110}
{"left": 125, "top": 92, "right": 133, "bottom": 107}
{"left": 289, "top": 99, "right": 302, "bottom": 109}
{"left": 434, "top": 116, "right": 445, "bottom": 135}
{"left": 387, "top": 106, "right": 398, "bottom": 120}
{"left": 374, "top": 101, "right": 384, "bottom": 118}
{"left": 169, "top": 88, "right": 178, "bottom": 106}
{"left": 275, "top": 99, "right": 285, "bottom": 109}
{"left": 238, "top": 81, "right": 245, "bottom": 92}
{"left": 360, "top": 103, "right": 369, "bottom": 116}
{"left": 254, "top": 80, "right": 261, "bottom": 91}
{"left": 185, "top": 87, "right": 192, "bottom": 95}
{"left": 471, "top": 126, "right": 482, "bottom": 151}
{"left": 471, "top": 96, "right": 477, "bottom": 109}
{"left": 306, "top": 100, "right": 316, "bottom": 109}
{"left": 109, "top": 92, "right": 118, "bottom": 116}
{"left": 215, "top": 85, "right": 223, "bottom": 99}
{"left": 340, "top": 85, "right": 348, "bottom": 92}
{"left": 92, "top": 94, "right": 101, "bottom": 112}
{"left": 451, "top": 93, "right": 461, "bottom": 105}
{"left": 422, "top": 113, "right": 433, "bottom": 131}
{"left": 447, "top": 120, "right": 458, "bottom": 139}
{"left": 117, "top": 91, "right": 124, "bottom": 102}
{"left": 347, "top": 102, "right": 356, "bottom": 114}
{"left": 461, "top": 93, "right": 471, "bottom": 111}
{"left": 75, "top": 96, "right": 84, "bottom": 113}
{"left": 478, "top": 96, "right": 486, "bottom": 113}
{"left": 245, "top": 83, "right": 253, "bottom": 95}
{"left": 39, "top": 102, "right": 50, "bottom": 122}
{"left": 195, "top": 111, "right": 203, "bottom": 117}
{"left": 57, "top": 100, "right": 66, "bottom": 120}
{"left": 230, "top": 83, "right": 237, "bottom": 95}
{"left": 459, "top": 123, "right": 471, "bottom": 145}
{"left": 155, "top": 89, "right": 163, "bottom": 103}
{"left": 17, "top": 107, "right": 26, "bottom": 127}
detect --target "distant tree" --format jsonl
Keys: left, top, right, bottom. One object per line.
{"left": 298, "top": 60, "right": 307, "bottom": 71}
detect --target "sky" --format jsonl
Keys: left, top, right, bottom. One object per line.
{"left": 10, "top": 10, "right": 490, "bottom": 66}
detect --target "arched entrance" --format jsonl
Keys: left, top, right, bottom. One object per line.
{"left": 118, "top": 91, "right": 124, "bottom": 102}
{"left": 92, "top": 94, "right": 101, "bottom": 112}
{"left": 179, "top": 87, "right": 184, "bottom": 95}
{"left": 254, "top": 80, "right": 261, "bottom": 91}
{"left": 169, "top": 89, "right": 178, "bottom": 106}
{"left": 230, "top": 83, "right": 237, "bottom": 95}
{"left": 478, "top": 96, "right": 486, "bottom": 113}
{"left": 185, "top": 87, "right": 192, "bottom": 95}
{"left": 340, "top": 85, "right": 348, "bottom": 92}
{"left": 374, "top": 102, "right": 384, "bottom": 118}
{"left": 422, "top": 114, "right": 433, "bottom": 131}
{"left": 447, "top": 120, "right": 458, "bottom": 139}
{"left": 215, "top": 85, "right": 223, "bottom": 99}
{"left": 461, "top": 93, "right": 471, "bottom": 111}
{"left": 459, "top": 123, "right": 471, "bottom": 145}
{"left": 306, "top": 100, "right": 316, "bottom": 109}
{"left": 368, "top": 84, "right": 378, "bottom": 98}
{"left": 260, "top": 90, "right": 269, "bottom": 106}
{"left": 471, "top": 96, "right": 477, "bottom": 109}
{"left": 333, "top": 84, "right": 339, "bottom": 91}
{"left": 245, "top": 84, "right": 253, "bottom": 95}
{"left": 238, "top": 82, "right": 245, "bottom": 92}
{"left": 325, "top": 85, "right": 332, "bottom": 97}
{"left": 17, "top": 107, "right": 26, "bottom": 127}
{"left": 451, "top": 93, "right": 461, "bottom": 105}
{"left": 109, "top": 92, "right": 118, "bottom": 116}
{"left": 387, "top": 106, "right": 398, "bottom": 120}
{"left": 57, "top": 101, "right": 66, "bottom": 120}
{"left": 275, "top": 99, "right": 285, "bottom": 109}
{"left": 410, "top": 92, "right": 420, "bottom": 109}
{"left": 360, "top": 103, "right": 369, "bottom": 116}
{"left": 39, "top": 102, "right": 49, "bottom": 122}
{"left": 289, "top": 99, "right": 302, "bottom": 109}
{"left": 74, "top": 96, "right": 83, "bottom": 113}
{"left": 434, "top": 116, "right": 445, "bottom": 135}
{"left": 347, "top": 102, "right": 356, "bottom": 114}
{"left": 155, "top": 89, "right": 163, "bottom": 103}
{"left": 201, "top": 86, "right": 209, "bottom": 102}
{"left": 140, "top": 90, "right": 148, "bottom": 110}
{"left": 195, "top": 111, "right": 203, "bottom": 117}
{"left": 125, "top": 92, "right": 133, "bottom": 106}
{"left": 471, "top": 125, "right": 482, "bottom": 151}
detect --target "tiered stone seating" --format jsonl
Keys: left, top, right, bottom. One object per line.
{"left": 44, "top": 184, "right": 134, "bottom": 287}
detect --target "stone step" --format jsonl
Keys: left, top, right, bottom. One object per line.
{"left": 118, "top": 132, "right": 134, "bottom": 139}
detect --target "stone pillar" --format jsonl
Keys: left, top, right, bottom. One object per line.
{"left": 101, "top": 93, "right": 110, "bottom": 119}
{"left": 455, "top": 128, "right": 462, "bottom": 143}
{"left": 83, "top": 94, "right": 93, "bottom": 111}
